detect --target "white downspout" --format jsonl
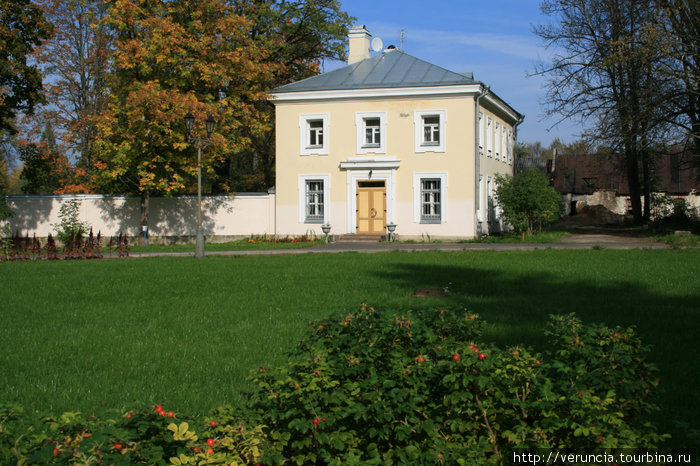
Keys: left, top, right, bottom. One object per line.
{"left": 513, "top": 114, "right": 525, "bottom": 173}
{"left": 475, "top": 85, "right": 489, "bottom": 236}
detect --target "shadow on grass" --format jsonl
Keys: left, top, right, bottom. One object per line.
{"left": 372, "top": 261, "right": 699, "bottom": 447}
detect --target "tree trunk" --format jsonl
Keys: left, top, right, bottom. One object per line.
{"left": 641, "top": 150, "right": 652, "bottom": 221}
{"left": 140, "top": 190, "right": 149, "bottom": 245}
{"left": 625, "top": 147, "right": 643, "bottom": 223}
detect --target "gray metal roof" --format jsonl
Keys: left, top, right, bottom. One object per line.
{"left": 271, "top": 49, "right": 478, "bottom": 93}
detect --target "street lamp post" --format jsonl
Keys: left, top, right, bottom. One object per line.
{"left": 184, "top": 112, "right": 216, "bottom": 259}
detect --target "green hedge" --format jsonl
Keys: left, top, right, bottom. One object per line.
{"left": 0, "top": 305, "right": 667, "bottom": 464}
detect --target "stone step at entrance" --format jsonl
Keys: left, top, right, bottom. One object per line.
{"left": 335, "top": 234, "right": 384, "bottom": 243}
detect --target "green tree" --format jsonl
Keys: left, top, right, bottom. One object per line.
{"left": 494, "top": 169, "right": 563, "bottom": 234}
{"left": 93, "top": 0, "right": 274, "bottom": 229}
{"left": 0, "top": 0, "right": 53, "bottom": 134}
{"left": 93, "top": 0, "right": 352, "bottom": 229}
{"left": 19, "top": 123, "right": 72, "bottom": 194}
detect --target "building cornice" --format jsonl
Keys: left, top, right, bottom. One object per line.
{"left": 269, "top": 84, "right": 521, "bottom": 124}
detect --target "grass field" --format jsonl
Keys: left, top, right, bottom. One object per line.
{"left": 1, "top": 249, "right": 698, "bottom": 446}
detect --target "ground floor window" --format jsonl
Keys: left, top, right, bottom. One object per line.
{"left": 421, "top": 179, "right": 441, "bottom": 222}
{"left": 413, "top": 172, "right": 447, "bottom": 224}
{"left": 298, "top": 174, "right": 330, "bottom": 224}
{"left": 305, "top": 180, "right": 324, "bottom": 222}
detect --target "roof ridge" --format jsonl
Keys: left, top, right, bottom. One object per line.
{"left": 270, "top": 48, "right": 477, "bottom": 94}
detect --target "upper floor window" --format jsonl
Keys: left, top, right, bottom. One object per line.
{"left": 478, "top": 111, "right": 484, "bottom": 155}
{"left": 308, "top": 120, "right": 323, "bottom": 148}
{"left": 364, "top": 118, "right": 380, "bottom": 146}
{"left": 299, "top": 113, "right": 329, "bottom": 155}
{"left": 356, "top": 112, "right": 386, "bottom": 154}
{"left": 423, "top": 116, "right": 440, "bottom": 145}
{"left": 487, "top": 117, "right": 493, "bottom": 157}
{"left": 495, "top": 122, "right": 501, "bottom": 160}
{"left": 414, "top": 110, "right": 446, "bottom": 153}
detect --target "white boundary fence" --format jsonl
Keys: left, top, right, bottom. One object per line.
{"left": 2, "top": 192, "right": 276, "bottom": 243}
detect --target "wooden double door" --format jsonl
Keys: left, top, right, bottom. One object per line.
{"left": 356, "top": 181, "right": 386, "bottom": 234}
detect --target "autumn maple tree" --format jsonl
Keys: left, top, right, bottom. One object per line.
{"left": 8, "top": 0, "right": 351, "bottom": 209}
{"left": 92, "top": 0, "right": 279, "bottom": 226}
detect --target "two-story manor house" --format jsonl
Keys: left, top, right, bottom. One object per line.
{"left": 269, "top": 26, "right": 523, "bottom": 239}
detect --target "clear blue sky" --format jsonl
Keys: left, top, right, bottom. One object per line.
{"left": 324, "top": 0, "right": 577, "bottom": 147}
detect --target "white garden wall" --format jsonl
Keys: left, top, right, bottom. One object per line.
{"left": 562, "top": 190, "right": 699, "bottom": 219}
{"left": 3, "top": 193, "right": 276, "bottom": 243}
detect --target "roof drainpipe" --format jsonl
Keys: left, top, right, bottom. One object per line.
{"left": 513, "top": 114, "right": 525, "bottom": 173}
{"left": 474, "top": 85, "right": 489, "bottom": 235}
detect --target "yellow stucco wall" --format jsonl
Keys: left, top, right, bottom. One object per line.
{"left": 274, "top": 94, "right": 515, "bottom": 239}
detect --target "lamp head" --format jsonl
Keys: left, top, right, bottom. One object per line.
{"left": 205, "top": 114, "right": 216, "bottom": 136}
{"left": 184, "top": 112, "right": 195, "bottom": 132}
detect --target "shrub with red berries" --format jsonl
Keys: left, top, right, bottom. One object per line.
{"left": 251, "top": 304, "right": 666, "bottom": 464}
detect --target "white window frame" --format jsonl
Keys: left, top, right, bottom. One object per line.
{"left": 299, "top": 113, "right": 329, "bottom": 156}
{"left": 413, "top": 172, "right": 448, "bottom": 223}
{"left": 487, "top": 117, "right": 493, "bottom": 157}
{"left": 414, "top": 110, "right": 446, "bottom": 153}
{"left": 298, "top": 174, "right": 330, "bottom": 223}
{"left": 501, "top": 124, "right": 506, "bottom": 161}
{"left": 355, "top": 112, "right": 386, "bottom": 154}
{"left": 478, "top": 111, "right": 484, "bottom": 156}
{"left": 495, "top": 122, "right": 501, "bottom": 160}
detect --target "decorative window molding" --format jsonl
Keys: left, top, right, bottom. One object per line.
{"left": 299, "top": 113, "right": 329, "bottom": 155}
{"left": 414, "top": 110, "right": 446, "bottom": 153}
{"left": 355, "top": 112, "right": 386, "bottom": 154}
{"left": 298, "top": 174, "right": 330, "bottom": 223}
{"left": 413, "top": 172, "right": 448, "bottom": 223}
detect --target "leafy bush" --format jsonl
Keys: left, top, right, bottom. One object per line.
{"left": 0, "top": 404, "right": 266, "bottom": 465}
{"left": 250, "top": 304, "right": 666, "bottom": 464}
{"left": 494, "top": 169, "right": 563, "bottom": 234}
{"left": 650, "top": 194, "right": 700, "bottom": 234}
{"left": 53, "top": 199, "right": 90, "bottom": 245}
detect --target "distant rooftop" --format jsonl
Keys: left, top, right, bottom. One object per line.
{"left": 271, "top": 49, "right": 479, "bottom": 94}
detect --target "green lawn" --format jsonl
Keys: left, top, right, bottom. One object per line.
{"left": 1, "top": 250, "right": 698, "bottom": 446}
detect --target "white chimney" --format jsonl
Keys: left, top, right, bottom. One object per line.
{"left": 348, "top": 25, "right": 371, "bottom": 65}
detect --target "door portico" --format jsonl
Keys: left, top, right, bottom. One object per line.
{"left": 340, "top": 158, "right": 399, "bottom": 235}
